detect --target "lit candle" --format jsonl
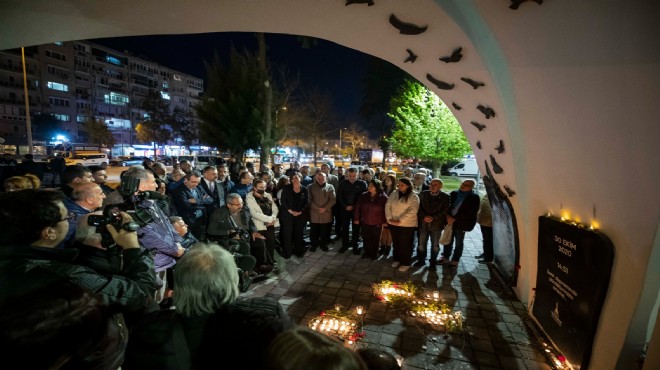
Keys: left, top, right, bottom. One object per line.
{"left": 432, "top": 291, "right": 440, "bottom": 300}
{"left": 356, "top": 306, "right": 364, "bottom": 315}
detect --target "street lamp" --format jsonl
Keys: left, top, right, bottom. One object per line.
{"left": 339, "top": 127, "right": 348, "bottom": 150}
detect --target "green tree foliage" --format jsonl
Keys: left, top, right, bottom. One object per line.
{"left": 388, "top": 80, "right": 471, "bottom": 171}
{"left": 85, "top": 118, "right": 115, "bottom": 147}
{"left": 195, "top": 48, "right": 264, "bottom": 159}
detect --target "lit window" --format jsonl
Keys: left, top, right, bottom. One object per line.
{"left": 104, "top": 92, "right": 129, "bottom": 106}
{"left": 160, "top": 91, "right": 170, "bottom": 100}
{"left": 47, "top": 81, "right": 69, "bottom": 92}
{"left": 106, "top": 56, "right": 122, "bottom": 66}
{"left": 53, "top": 114, "right": 70, "bottom": 122}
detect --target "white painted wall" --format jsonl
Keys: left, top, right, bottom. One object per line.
{"left": 1, "top": 0, "right": 659, "bottom": 368}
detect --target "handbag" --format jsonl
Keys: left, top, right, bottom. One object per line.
{"left": 439, "top": 223, "right": 453, "bottom": 245}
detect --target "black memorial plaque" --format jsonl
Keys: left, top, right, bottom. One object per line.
{"left": 532, "top": 216, "right": 614, "bottom": 370}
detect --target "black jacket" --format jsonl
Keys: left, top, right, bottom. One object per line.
{"left": 449, "top": 190, "right": 480, "bottom": 232}
{"left": 123, "top": 296, "right": 294, "bottom": 370}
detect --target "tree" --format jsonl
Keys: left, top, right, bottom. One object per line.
{"left": 195, "top": 48, "right": 264, "bottom": 159}
{"left": 387, "top": 80, "right": 471, "bottom": 175}
{"left": 136, "top": 91, "right": 174, "bottom": 159}
{"left": 360, "top": 58, "right": 409, "bottom": 137}
{"left": 85, "top": 118, "right": 115, "bottom": 147}
{"left": 295, "top": 87, "right": 338, "bottom": 166}
{"left": 341, "top": 124, "right": 368, "bottom": 158}
{"left": 171, "top": 107, "right": 198, "bottom": 150}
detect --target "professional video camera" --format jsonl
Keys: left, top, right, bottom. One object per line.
{"left": 87, "top": 204, "right": 140, "bottom": 248}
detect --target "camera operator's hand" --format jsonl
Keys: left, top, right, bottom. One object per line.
{"left": 105, "top": 212, "right": 140, "bottom": 250}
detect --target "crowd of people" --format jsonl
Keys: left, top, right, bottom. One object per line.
{"left": 0, "top": 153, "right": 491, "bottom": 369}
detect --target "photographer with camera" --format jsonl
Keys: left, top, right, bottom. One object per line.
{"left": 116, "top": 167, "right": 184, "bottom": 302}
{"left": 0, "top": 189, "right": 159, "bottom": 369}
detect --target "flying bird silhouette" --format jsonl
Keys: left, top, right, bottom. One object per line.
{"left": 495, "top": 140, "right": 505, "bottom": 154}
{"left": 470, "top": 121, "right": 486, "bottom": 132}
{"left": 404, "top": 49, "right": 417, "bottom": 63}
{"left": 490, "top": 155, "right": 504, "bottom": 174}
{"left": 345, "top": 0, "right": 375, "bottom": 6}
{"left": 426, "top": 74, "right": 454, "bottom": 90}
{"left": 389, "top": 14, "right": 428, "bottom": 35}
{"left": 439, "top": 47, "right": 463, "bottom": 63}
{"left": 510, "top": 0, "right": 543, "bottom": 10}
{"left": 476, "top": 141, "right": 482, "bottom": 150}
{"left": 461, "top": 77, "right": 485, "bottom": 89}
{"left": 504, "top": 185, "right": 516, "bottom": 197}
{"left": 451, "top": 102, "right": 462, "bottom": 110}
{"left": 477, "top": 105, "right": 496, "bottom": 119}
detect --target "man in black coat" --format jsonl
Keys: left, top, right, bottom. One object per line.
{"left": 440, "top": 179, "right": 480, "bottom": 268}
{"left": 337, "top": 167, "right": 368, "bottom": 254}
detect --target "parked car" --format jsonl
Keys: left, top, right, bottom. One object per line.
{"left": 109, "top": 156, "right": 149, "bottom": 167}
{"left": 65, "top": 153, "right": 109, "bottom": 168}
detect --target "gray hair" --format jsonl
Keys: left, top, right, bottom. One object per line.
{"left": 173, "top": 243, "right": 240, "bottom": 317}
{"left": 226, "top": 193, "right": 242, "bottom": 204}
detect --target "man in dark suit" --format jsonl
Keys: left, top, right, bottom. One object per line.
{"left": 199, "top": 166, "right": 226, "bottom": 217}
{"left": 440, "top": 179, "right": 480, "bottom": 268}
{"left": 171, "top": 170, "right": 213, "bottom": 240}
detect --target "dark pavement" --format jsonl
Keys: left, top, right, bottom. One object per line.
{"left": 242, "top": 228, "right": 554, "bottom": 370}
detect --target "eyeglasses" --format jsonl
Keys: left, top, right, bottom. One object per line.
{"left": 60, "top": 212, "right": 76, "bottom": 222}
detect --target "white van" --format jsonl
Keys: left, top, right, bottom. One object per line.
{"left": 449, "top": 159, "right": 479, "bottom": 177}
{"left": 65, "top": 153, "right": 109, "bottom": 168}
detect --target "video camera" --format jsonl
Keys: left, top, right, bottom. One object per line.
{"left": 87, "top": 204, "right": 140, "bottom": 248}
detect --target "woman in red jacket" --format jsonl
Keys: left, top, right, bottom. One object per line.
{"left": 353, "top": 179, "right": 388, "bottom": 260}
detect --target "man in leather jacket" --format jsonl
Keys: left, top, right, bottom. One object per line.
{"left": 0, "top": 189, "right": 158, "bottom": 369}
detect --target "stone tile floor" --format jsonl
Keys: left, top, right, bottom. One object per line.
{"left": 243, "top": 228, "right": 553, "bottom": 370}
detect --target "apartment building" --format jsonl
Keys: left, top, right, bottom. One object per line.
{"left": 0, "top": 40, "right": 203, "bottom": 157}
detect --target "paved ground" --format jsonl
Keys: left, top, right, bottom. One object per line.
{"left": 243, "top": 228, "right": 553, "bottom": 370}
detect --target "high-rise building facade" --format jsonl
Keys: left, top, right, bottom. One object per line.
{"left": 0, "top": 40, "right": 204, "bottom": 157}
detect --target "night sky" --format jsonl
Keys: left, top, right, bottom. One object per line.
{"left": 93, "top": 32, "right": 370, "bottom": 123}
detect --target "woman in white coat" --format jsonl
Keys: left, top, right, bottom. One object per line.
{"left": 246, "top": 179, "right": 280, "bottom": 271}
{"left": 385, "top": 177, "right": 420, "bottom": 272}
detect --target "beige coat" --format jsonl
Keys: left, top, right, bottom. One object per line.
{"left": 307, "top": 181, "right": 336, "bottom": 224}
{"left": 385, "top": 191, "right": 420, "bottom": 228}
{"left": 246, "top": 192, "right": 279, "bottom": 230}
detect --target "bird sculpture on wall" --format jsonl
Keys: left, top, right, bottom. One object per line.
{"left": 510, "top": 0, "right": 543, "bottom": 10}
{"left": 439, "top": 47, "right": 463, "bottom": 63}
{"left": 451, "top": 102, "right": 462, "bottom": 110}
{"left": 476, "top": 141, "right": 482, "bottom": 150}
{"left": 470, "top": 121, "right": 486, "bottom": 132}
{"left": 346, "top": 0, "right": 375, "bottom": 6}
{"left": 495, "top": 140, "right": 505, "bottom": 154}
{"left": 477, "top": 104, "right": 496, "bottom": 119}
{"left": 490, "top": 155, "right": 504, "bottom": 174}
{"left": 504, "top": 185, "right": 516, "bottom": 197}
{"left": 404, "top": 49, "right": 418, "bottom": 63}
{"left": 461, "top": 77, "right": 485, "bottom": 89}
{"left": 389, "top": 14, "right": 428, "bottom": 35}
{"left": 426, "top": 74, "right": 454, "bottom": 90}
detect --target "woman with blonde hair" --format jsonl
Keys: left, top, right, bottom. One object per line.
{"left": 23, "top": 173, "right": 41, "bottom": 189}
{"left": 3, "top": 176, "right": 31, "bottom": 192}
